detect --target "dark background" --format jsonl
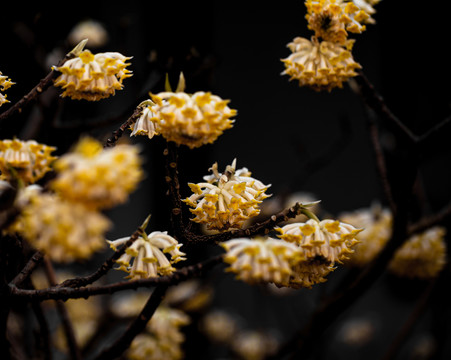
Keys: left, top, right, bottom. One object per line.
{"left": 2, "top": 1, "right": 451, "bottom": 359}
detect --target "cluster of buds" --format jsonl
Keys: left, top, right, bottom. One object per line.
{"left": 183, "top": 159, "right": 271, "bottom": 231}
{"left": 0, "top": 139, "right": 57, "bottom": 185}
{"left": 129, "top": 74, "right": 236, "bottom": 149}
{"left": 281, "top": 0, "right": 381, "bottom": 91}
{"left": 0, "top": 71, "right": 14, "bottom": 107}
{"left": 53, "top": 40, "right": 132, "bottom": 101}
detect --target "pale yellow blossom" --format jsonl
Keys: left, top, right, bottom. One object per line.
{"left": 50, "top": 137, "right": 143, "bottom": 209}
{"left": 0, "top": 139, "right": 57, "bottom": 185}
{"left": 183, "top": 159, "right": 271, "bottom": 231}
{"left": 149, "top": 90, "right": 236, "bottom": 148}
{"left": 53, "top": 49, "right": 132, "bottom": 101}
{"left": 0, "top": 71, "right": 14, "bottom": 107}
{"left": 220, "top": 237, "right": 304, "bottom": 287}
{"left": 68, "top": 20, "right": 109, "bottom": 48}
{"left": 388, "top": 226, "right": 447, "bottom": 279}
{"left": 107, "top": 230, "right": 186, "bottom": 280}
{"left": 281, "top": 36, "right": 361, "bottom": 91}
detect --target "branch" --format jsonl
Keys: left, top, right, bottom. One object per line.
{"left": 9, "top": 254, "right": 224, "bottom": 302}
{"left": 163, "top": 141, "right": 318, "bottom": 245}
{"left": 57, "top": 226, "right": 143, "bottom": 289}
{"left": 92, "top": 285, "right": 168, "bottom": 360}
{"left": 0, "top": 54, "right": 73, "bottom": 124}
{"left": 103, "top": 105, "right": 144, "bottom": 148}
{"left": 9, "top": 251, "right": 44, "bottom": 287}
{"left": 408, "top": 201, "right": 451, "bottom": 236}
{"left": 42, "top": 256, "right": 81, "bottom": 360}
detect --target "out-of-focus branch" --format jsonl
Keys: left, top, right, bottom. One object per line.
{"left": 92, "top": 285, "right": 168, "bottom": 360}
{"left": 42, "top": 256, "right": 81, "bottom": 360}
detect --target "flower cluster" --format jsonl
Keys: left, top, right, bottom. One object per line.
{"left": 0, "top": 71, "right": 14, "bottom": 107}
{"left": 107, "top": 230, "right": 186, "bottom": 280}
{"left": 275, "top": 218, "right": 362, "bottom": 288}
{"left": 281, "top": 0, "right": 381, "bottom": 91}
{"left": 0, "top": 138, "right": 57, "bottom": 185}
{"left": 339, "top": 204, "right": 392, "bottom": 267}
{"left": 8, "top": 186, "right": 111, "bottom": 263}
{"left": 53, "top": 48, "right": 132, "bottom": 101}
{"left": 50, "top": 136, "right": 143, "bottom": 210}
{"left": 127, "top": 305, "right": 190, "bottom": 360}
{"left": 388, "top": 226, "right": 447, "bottom": 279}
{"left": 138, "top": 90, "right": 236, "bottom": 149}
{"left": 220, "top": 237, "right": 304, "bottom": 287}
{"left": 183, "top": 159, "right": 271, "bottom": 231}
{"left": 129, "top": 100, "right": 160, "bottom": 139}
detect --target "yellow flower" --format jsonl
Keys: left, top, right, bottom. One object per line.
{"left": 53, "top": 49, "right": 132, "bottom": 101}
{"left": 67, "top": 20, "right": 109, "bottom": 48}
{"left": 0, "top": 71, "right": 14, "bottom": 107}
{"left": 305, "top": 0, "right": 369, "bottom": 43}
{"left": 276, "top": 218, "right": 362, "bottom": 288}
{"left": 183, "top": 159, "right": 271, "bottom": 231}
{"left": 220, "top": 237, "right": 304, "bottom": 287}
{"left": 50, "top": 137, "right": 143, "bottom": 209}
{"left": 129, "top": 101, "right": 160, "bottom": 139}
{"left": 353, "top": 0, "right": 381, "bottom": 24}
{"left": 127, "top": 306, "right": 190, "bottom": 360}
{"left": 0, "top": 138, "right": 57, "bottom": 185}
{"left": 339, "top": 204, "right": 392, "bottom": 267}
{"left": 7, "top": 186, "right": 110, "bottom": 263}
{"left": 149, "top": 90, "right": 236, "bottom": 148}
{"left": 281, "top": 36, "right": 361, "bottom": 91}
{"left": 107, "top": 230, "right": 186, "bottom": 280}
{"left": 388, "top": 227, "right": 447, "bottom": 279}
{"left": 200, "top": 309, "right": 239, "bottom": 344}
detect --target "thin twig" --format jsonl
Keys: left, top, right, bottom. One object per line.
{"left": 9, "top": 254, "right": 224, "bottom": 302}
{"left": 0, "top": 55, "right": 72, "bottom": 124}
{"left": 407, "top": 201, "right": 451, "bottom": 236}
{"left": 92, "top": 284, "right": 168, "bottom": 360}
{"left": 42, "top": 256, "right": 81, "bottom": 360}
{"left": 9, "top": 251, "right": 44, "bottom": 287}
{"left": 57, "top": 228, "right": 143, "bottom": 289}
{"left": 103, "top": 105, "right": 144, "bottom": 148}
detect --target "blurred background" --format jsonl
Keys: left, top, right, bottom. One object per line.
{"left": 2, "top": 1, "right": 451, "bottom": 359}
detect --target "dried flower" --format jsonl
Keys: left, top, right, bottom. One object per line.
{"left": 0, "top": 71, "right": 14, "bottom": 107}
{"left": 305, "top": 0, "right": 369, "bottom": 43}
{"left": 388, "top": 227, "right": 447, "bottom": 279}
{"left": 50, "top": 136, "right": 143, "bottom": 209}
{"left": 129, "top": 101, "right": 160, "bottom": 139}
{"left": 0, "top": 139, "right": 57, "bottom": 185}
{"left": 339, "top": 204, "right": 392, "bottom": 267}
{"left": 183, "top": 159, "right": 271, "bottom": 231}
{"left": 53, "top": 48, "right": 132, "bottom": 101}
{"left": 220, "top": 237, "right": 304, "bottom": 287}
{"left": 149, "top": 90, "right": 236, "bottom": 148}
{"left": 108, "top": 230, "right": 186, "bottom": 280}
{"left": 68, "top": 19, "right": 109, "bottom": 48}
{"left": 281, "top": 36, "right": 361, "bottom": 91}
{"left": 7, "top": 186, "right": 110, "bottom": 263}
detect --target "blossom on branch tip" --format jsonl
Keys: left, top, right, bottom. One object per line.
{"left": 129, "top": 101, "right": 160, "bottom": 139}
{"left": 281, "top": 36, "right": 361, "bottom": 91}
{"left": 183, "top": 159, "right": 271, "bottom": 231}
{"left": 107, "top": 230, "right": 186, "bottom": 280}
{"left": 50, "top": 136, "right": 143, "bottom": 209}
{"left": 148, "top": 90, "right": 236, "bottom": 148}
{"left": 6, "top": 186, "right": 110, "bottom": 263}
{"left": 0, "top": 138, "right": 57, "bottom": 185}
{"left": 0, "top": 71, "right": 14, "bottom": 107}
{"left": 305, "top": 0, "right": 369, "bottom": 42}
{"left": 388, "top": 226, "right": 447, "bottom": 279}
{"left": 53, "top": 48, "right": 132, "bottom": 101}
{"left": 220, "top": 237, "right": 304, "bottom": 287}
